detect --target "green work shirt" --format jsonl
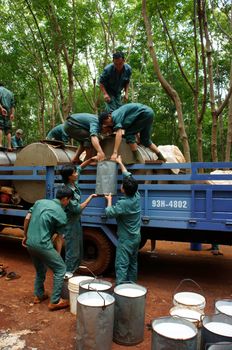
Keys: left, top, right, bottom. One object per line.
{"left": 111, "top": 103, "right": 153, "bottom": 131}
{"left": 11, "top": 135, "right": 23, "bottom": 148}
{"left": 105, "top": 171, "right": 141, "bottom": 239}
{"left": 65, "top": 166, "right": 82, "bottom": 219}
{"left": 47, "top": 124, "right": 69, "bottom": 143}
{"left": 26, "top": 198, "right": 67, "bottom": 249}
{"left": 0, "top": 86, "right": 15, "bottom": 115}
{"left": 99, "top": 63, "right": 132, "bottom": 97}
{"left": 67, "top": 113, "right": 99, "bottom": 137}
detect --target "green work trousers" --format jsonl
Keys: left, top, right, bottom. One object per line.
{"left": 28, "top": 246, "right": 66, "bottom": 304}
{"left": 64, "top": 218, "right": 83, "bottom": 274}
{"left": 105, "top": 95, "right": 122, "bottom": 112}
{"left": 115, "top": 235, "right": 141, "bottom": 285}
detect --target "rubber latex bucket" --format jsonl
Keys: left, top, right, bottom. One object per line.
{"left": 201, "top": 313, "right": 232, "bottom": 350}
{"left": 170, "top": 306, "right": 204, "bottom": 349}
{"left": 61, "top": 272, "right": 73, "bottom": 300}
{"left": 79, "top": 278, "right": 113, "bottom": 295}
{"left": 206, "top": 342, "right": 232, "bottom": 350}
{"left": 95, "top": 160, "right": 117, "bottom": 195}
{"left": 68, "top": 275, "right": 94, "bottom": 315}
{"left": 76, "top": 291, "right": 115, "bottom": 350}
{"left": 215, "top": 299, "right": 232, "bottom": 317}
{"left": 151, "top": 316, "right": 198, "bottom": 350}
{"left": 173, "top": 279, "right": 206, "bottom": 311}
{"left": 113, "top": 283, "right": 147, "bottom": 345}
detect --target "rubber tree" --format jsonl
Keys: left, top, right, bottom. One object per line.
{"left": 142, "top": 0, "right": 191, "bottom": 162}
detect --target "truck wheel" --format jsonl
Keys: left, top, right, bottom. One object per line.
{"left": 81, "top": 227, "right": 115, "bottom": 275}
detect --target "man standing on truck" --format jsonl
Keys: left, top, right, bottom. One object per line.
{"left": 63, "top": 113, "right": 105, "bottom": 163}
{"left": 22, "top": 186, "right": 73, "bottom": 311}
{"left": 0, "top": 83, "right": 15, "bottom": 151}
{"left": 104, "top": 155, "right": 141, "bottom": 285}
{"left": 99, "top": 51, "right": 132, "bottom": 112}
{"left": 98, "top": 102, "right": 166, "bottom": 162}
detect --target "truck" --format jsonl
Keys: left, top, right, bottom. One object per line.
{"left": 0, "top": 155, "right": 232, "bottom": 275}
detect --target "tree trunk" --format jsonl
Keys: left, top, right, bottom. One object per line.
{"left": 225, "top": 70, "right": 232, "bottom": 161}
{"left": 142, "top": 0, "right": 191, "bottom": 162}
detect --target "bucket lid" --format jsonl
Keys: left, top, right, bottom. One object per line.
{"left": 174, "top": 291, "right": 206, "bottom": 308}
{"left": 152, "top": 317, "right": 197, "bottom": 340}
{"left": 215, "top": 300, "right": 232, "bottom": 317}
{"left": 77, "top": 291, "right": 115, "bottom": 307}
{"left": 170, "top": 306, "right": 203, "bottom": 322}
{"left": 204, "top": 322, "right": 232, "bottom": 337}
{"left": 114, "top": 283, "right": 147, "bottom": 298}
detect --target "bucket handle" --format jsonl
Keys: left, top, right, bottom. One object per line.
{"left": 171, "top": 314, "right": 204, "bottom": 329}
{"left": 173, "top": 278, "right": 204, "bottom": 298}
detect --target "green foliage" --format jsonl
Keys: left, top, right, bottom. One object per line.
{"left": 0, "top": 0, "right": 231, "bottom": 160}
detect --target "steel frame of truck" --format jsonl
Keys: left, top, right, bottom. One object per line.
{"left": 0, "top": 161, "right": 232, "bottom": 274}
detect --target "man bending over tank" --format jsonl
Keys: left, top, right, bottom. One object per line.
{"left": 98, "top": 103, "right": 166, "bottom": 162}
{"left": 22, "top": 186, "right": 73, "bottom": 311}
{"left": 64, "top": 113, "right": 105, "bottom": 163}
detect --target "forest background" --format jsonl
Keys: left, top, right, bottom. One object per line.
{"left": 0, "top": 0, "right": 231, "bottom": 162}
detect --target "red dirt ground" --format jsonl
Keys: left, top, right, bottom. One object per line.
{"left": 0, "top": 237, "right": 232, "bottom": 350}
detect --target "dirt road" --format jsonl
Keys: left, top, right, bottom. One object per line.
{"left": 0, "top": 237, "right": 232, "bottom": 349}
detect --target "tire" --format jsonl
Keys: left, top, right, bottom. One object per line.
{"left": 81, "top": 227, "right": 115, "bottom": 275}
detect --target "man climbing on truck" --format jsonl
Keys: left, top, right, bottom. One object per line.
{"left": 63, "top": 113, "right": 105, "bottom": 164}
{"left": 98, "top": 102, "right": 166, "bottom": 162}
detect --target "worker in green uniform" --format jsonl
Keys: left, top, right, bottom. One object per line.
{"left": 46, "top": 124, "right": 70, "bottom": 144}
{"left": 99, "top": 51, "right": 132, "bottom": 112}
{"left": 0, "top": 83, "right": 15, "bottom": 151}
{"left": 11, "top": 129, "right": 24, "bottom": 148}
{"left": 104, "top": 156, "right": 141, "bottom": 285}
{"left": 99, "top": 102, "right": 166, "bottom": 162}
{"left": 60, "top": 157, "right": 97, "bottom": 274}
{"left": 22, "top": 186, "right": 73, "bottom": 311}
{"left": 64, "top": 113, "right": 105, "bottom": 163}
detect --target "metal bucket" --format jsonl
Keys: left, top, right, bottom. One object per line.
{"left": 151, "top": 316, "right": 198, "bottom": 350}
{"left": 206, "top": 342, "right": 232, "bottom": 350}
{"left": 215, "top": 299, "right": 232, "bottom": 317}
{"left": 79, "top": 278, "right": 113, "bottom": 295}
{"left": 201, "top": 313, "right": 232, "bottom": 350}
{"left": 113, "top": 283, "right": 147, "bottom": 345}
{"left": 173, "top": 279, "right": 206, "bottom": 311}
{"left": 170, "top": 306, "right": 203, "bottom": 327}
{"left": 61, "top": 272, "right": 73, "bottom": 300}
{"left": 95, "top": 160, "right": 117, "bottom": 195}
{"left": 76, "top": 291, "right": 115, "bottom": 350}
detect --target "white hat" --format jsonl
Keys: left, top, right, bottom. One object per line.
{"left": 16, "top": 129, "right": 23, "bottom": 134}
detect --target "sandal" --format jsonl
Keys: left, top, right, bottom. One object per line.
{"left": 0, "top": 267, "right": 7, "bottom": 278}
{"left": 5, "top": 271, "right": 21, "bottom": 280}
{"left": 33, "top": 293, "right": 49, "bottom": 304}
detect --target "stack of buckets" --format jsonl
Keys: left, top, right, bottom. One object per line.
{"left": 150, "top": 279, "right": 205, "bottom": 350}
{"left": 67, "top": 275, "right": 148, "bottom": 350}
